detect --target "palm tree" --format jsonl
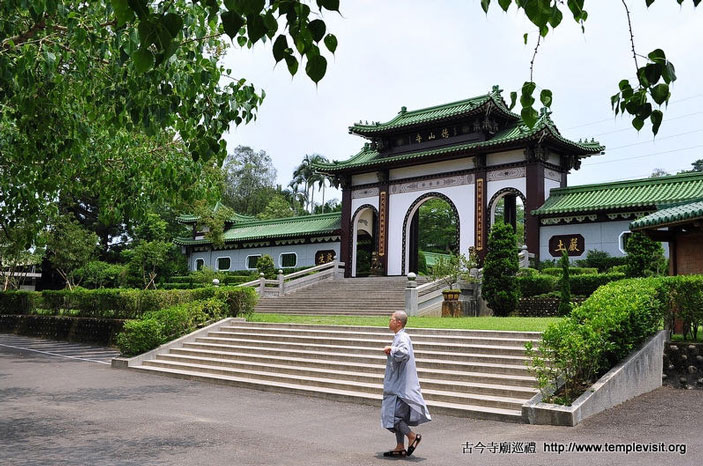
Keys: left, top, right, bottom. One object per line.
{"left": 290, "top": 154, "right": 327, "bottom": 213}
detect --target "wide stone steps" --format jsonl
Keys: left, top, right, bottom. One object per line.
{"left": 254, "top": 277, "right": 415, "bottom": 316}
{"left": 132, "top": 322, "right": 540, "bottom": 422}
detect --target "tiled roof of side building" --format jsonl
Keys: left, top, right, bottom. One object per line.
{"left": 348, "top": 86, "right": 518, "bottom": 136}
{"left": 174, "top": 212, "right": 342, "bottom": 246}
{"left": 630, "top": 198, "right": 703, "bottom": 230}
{"left": 533, "top": 172, "right": 703, "bottom": 216}
{"left": 315, "top": 111, "right": 603, "bottom": 174}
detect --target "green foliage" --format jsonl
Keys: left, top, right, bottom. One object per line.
{"left": 482, "top": 222, "right": 520, "bottom": 316}
{"left": 0, "top": 291, "right": 41, "bottom": 315}
{"left": 193, "top": 201, "right": 236, "bottom": 249}
{"left": 527, "top": 278, "right": 667, "bottom": 404}
{"left": 575, "top": 249, "right": 626, "bottom": 273}
{"left": 542, "top": 267, "right": 597, "bottom": 276}
{"left": 661, "top": 275, "right": 703, "bottom": 341}
{"left": 74, "top": 261, "right": 126, "bottom": 289}
{"left": 624, "top": 232, "right": 668, "bottom": 278}
{"left": 431, "top": 254, "right": 462, "bottom": 290}
{"left": 558, "top": 250, "right": 572, "bottom": 316}
{"left": 480, "top": 1, "right": 699, "bottom": 135}
{"left": 256, "top": 254, "right": 276, "bottom": 279}
{"left": 3, "top": 286, "right": 256, "bottom": 320}
{"left": 222, "top": 146, "right": 278, "bottom": 216}
{"left": 46, "top": 216, "right": 99, "bottom": 290}
{"left": 116, "top": 319, "right": 164, "bottom": 357}
{"left": 517, "top": 275, "right": 558, "bottom": 297}
{"left": 257, "top": 194, "right": 296, "bottom": 220}
{"left": 417, "top": 251, "right": 428, "bottom": 275}
{"left": 123, "top": 240, "right": 172, "bottom": 289}
{"left": 569, "top": 272, "right": 626, "bottom": 296}
{"left": 418, "top": 199, "right": 458, "bottom": 253}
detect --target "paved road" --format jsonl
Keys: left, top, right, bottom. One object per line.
{"left": 1, "top": 334, "right": 702, "bottom": 465}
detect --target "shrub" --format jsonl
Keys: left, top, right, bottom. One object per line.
{"left": 575, "top": 249, "right": 626, "bottom": 273}
{"left": 625, "top": 232, "right": 668, "bottom": 278}
{"left": 417, "top": 251, "right": 428, "bottom": 275}
{"left": 257, "top": 254, "right": 276, "bottom": 279}
{"left": 610, "top": 264, "right": 627, "bottom": 273}
{"left": 662, "top": 275, "right": 703, "bottom": 341}
{"left": 542, "top": 267, "right": 597, "bottom": 276}
{"left": 517, "top": 274, "right": 558, "bottom": 297}
{"left": 517, "top": 267, "right": 539, "bottom": 277}
{"left": 0, "top": 291, "right": 41, "bottom": 314}
{"left": 558, "top": 250, "right": 572, "bottom": 316}
{"left": 73, "top": 261, "right": 125, "bottom": 289}
{"left": 116, "top": 319, "right": 164, "bottom": 357}
{"left": 527, "top": 278, "right": 667, "bottom": 404}
{"left": 482, "top": 222, "right": 519, "bottom": 316}
{"left": 569, "top": 272, "right": 626, "bottom": 296}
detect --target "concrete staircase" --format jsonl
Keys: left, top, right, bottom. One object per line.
{"left": 133, "top": 321, "right": 540, "bottom": 422}
{"left": 255, "top": 276, "right": 425, "bottom": 316}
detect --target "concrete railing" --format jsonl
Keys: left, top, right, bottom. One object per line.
{"left": 518, "top": 245, "right": 535, "bottom": 269}
{"left": 405, "top": 273, "right": 447, "bottom": 317}
{"left": 238, "top": 261, "right": 345, "bottom": 298}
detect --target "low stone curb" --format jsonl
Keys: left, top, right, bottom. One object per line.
{"left": 111, "top": 317, "right": 245, "bottom": 369}
{"left": 522, "top": 330, "right": 667, "bottom": 426}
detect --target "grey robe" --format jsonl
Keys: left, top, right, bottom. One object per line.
{"left": 381, "top": 328, "right": 431, "bottom": 429}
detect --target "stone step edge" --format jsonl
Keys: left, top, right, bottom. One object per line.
{"left": 216, "top": 327, "right": 541, "bottom": 344}
{"left": 155, "top": 353, "right": 538, "bottom": 394}
{"left": 166, "top": 348, "right": 537, "bottom": 382}
{"left": 197, "top": 336, "right": 532, "bottom": 356}
{"left": 133, "top": 365, "right": 524, "bottom": 422}
{"left": 141, "top": 359, "right": 531, "bottom": 404}
{"left": 182, "top": 342, "right": 533, "bottom": 367}
{"left": 236, "top": 321, "right": 543, "bottom": 337}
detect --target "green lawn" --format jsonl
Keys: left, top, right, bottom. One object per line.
{"left": 247, "top": 313, "right": 560, "bottom": 332}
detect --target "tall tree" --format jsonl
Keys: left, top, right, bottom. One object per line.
{"left": 221, "top": 146, "right": 277, "bottom": 216}
{"left": 482, "top": 221, "right": 520, "bottom": 317}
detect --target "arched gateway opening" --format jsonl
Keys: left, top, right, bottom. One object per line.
{"left": 351, "top": 205, "right": 378, "bottom": 277}
{"left": 488, "top": 188, "right": 526, "bottom": 246}
{"left": 402, "top": 193, "right": 460, "bottom": 275}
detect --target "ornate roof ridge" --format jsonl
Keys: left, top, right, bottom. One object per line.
{"left": 548, "top": 171, "right": 703, "bottom": 195}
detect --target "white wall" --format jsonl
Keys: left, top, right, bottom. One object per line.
{"left": 189, "top": 241, "right": 341, "bottom": 271}
{"left": 486, "top": 149, "right": 524, "bottom": 166}
{"left": 350, "top": 196, "right": 379, "bottom": 220}
{"left": 387, "top": 184, "right": 475, "bottom": 275}
{"left": 486, "top": 178, "right": 527, "bottom": 205}
{"left": 544, "top": 178, "right": 561, "bottom": 198}
{"left": 389, "top": 157, "right": 473, "bottom": 180}
{"left": 351, "top": 172, "right": 378, "bottom": 186}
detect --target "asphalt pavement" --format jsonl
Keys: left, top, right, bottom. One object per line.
{"left": 1, "top": 334, "right": 702, "bottom": 466}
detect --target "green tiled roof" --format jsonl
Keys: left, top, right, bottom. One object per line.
{"left": 176, "top": 202, "right": 256, "bottom": 224}
{"left": 174, "top": 212, "right": 341, "bottom": 246}
{"left": 315, "top": 111, "right": 603, "bottom": 174}
{"left": 533, "top": 172, "right": 703, "bottom": 216}
{"left": 630, "top": 198, "right": 703, "bottom": 230}
{"left": 349, "top": 87, "right": 517, "bottom": 135}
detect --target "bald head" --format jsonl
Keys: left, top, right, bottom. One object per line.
{"left": 392, "top": 311, "right": 408, "bottom": 328}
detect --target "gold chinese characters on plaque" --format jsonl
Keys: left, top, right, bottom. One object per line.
{"left": 548, "top": 234, "right": 585, "bottom": 257}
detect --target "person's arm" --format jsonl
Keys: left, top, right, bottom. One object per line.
{"left": 389, "top": 336, "right": 410, "bottom": 362}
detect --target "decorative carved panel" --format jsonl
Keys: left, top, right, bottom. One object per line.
{"left": 379, "top": 191, "right": 387, "bottom": 257}
{"left": 487, "top": 167, "right": 526, "bottom": 182}
{"left": 390, "top": 174, "right": 474, "bottom": 195}
{"left": 545, "top": 169, "right": 561, "bottom": 182}
{"left": 351, "top": 187, "right": 379, "bottom": 199}
{"left": 475, "top": 178, "right": 485, "bottom": 251}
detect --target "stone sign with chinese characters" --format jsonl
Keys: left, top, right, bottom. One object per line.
{"left": 315, "top": 250, "right": 337, "bottom": 265}
{"left": 548, "top": 234, "right": 585, "bottom": 257}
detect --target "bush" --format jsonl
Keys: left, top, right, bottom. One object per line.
{"left": 527, "top": 278, "right": 667, "bottom": 404}
{"left": 517, "top": 274, "right": 558, "bottom": 297}
{"left": 662, "top": 275, "right": 703, "bottom": 341}
{"left": 517, "top": 267, "right": 539, "bottom": 277}
{"left": 569, "top": 272, "right": 626, "bottom": 296}
{"left": 558, "top": 250, "right": 572, "bottom": 316}
{"left": 257, "top": 254, "right": 276, "bottom": 279}
{"left": 625, "top": 232, "right": 668, "bottom": 278}
{"left": 74, "top": 261, "right": 125, "bottom": 289}
{"left": 0, "top": 291, "right": 41, "bottom": 314}
{"left": 417, "top": 251, "right": 428, "bottom": 275}
{"left": 575, "top": 249, "right": 626, "bottom": 273}
{"left": 610, "top": 264, "right": 627, "bottom": 273}
{"left": 542, "top": 267, "right": 597, "bottom": 276}
{"left": 482, "top": 222, "right": 519, "bottom": 316}
{"left": 116, "top": 319, "right": 164, "bottom": 357}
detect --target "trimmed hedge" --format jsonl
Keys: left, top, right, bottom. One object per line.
{"left": 517, "top": 274, "right": 558, "bottom": 297}
{"left": 569, "top": 272, "right": 626, "bottom": 296}
{"left": 542, "top": 267, "right": 598, "bottom": 276}
{"left": 526, "top": 275, "right": 703, "bottom": 405}
{"left": 517, "top": 272, "right": 626, "bottom": 297}
{"left": 116, "top": 297, "right": 237, "bottom": 356}
{"left": 0, "top": 286, "right": 258, "bottom": 320}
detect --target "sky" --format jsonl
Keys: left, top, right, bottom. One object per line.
{"left": 222, "top": 1, "right": 703, "bottom": 204}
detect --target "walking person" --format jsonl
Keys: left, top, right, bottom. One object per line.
{"left": 381, "top": 311, "right": 431, "bottom": 457}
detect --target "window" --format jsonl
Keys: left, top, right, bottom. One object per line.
{"left": 619, "top": 231, "right": 632, "bottom": 255}
{"left": 279, "top": 253, "right": 297, "bottom": 268}
{"left": 195, "top": 258, "right": 204, "bottom": 271}
{"left": 246, "top": 255, "right": 261, "bottom": 269}
{"left": 217, "top": 257, "right": 231, "bottom": 271}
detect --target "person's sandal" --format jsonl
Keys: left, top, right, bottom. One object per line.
{"left": 407, "top": 434, "right": 422, "bottom": 456}
{"left": 383, "top": 450, "right": 407, "bottom": 457}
